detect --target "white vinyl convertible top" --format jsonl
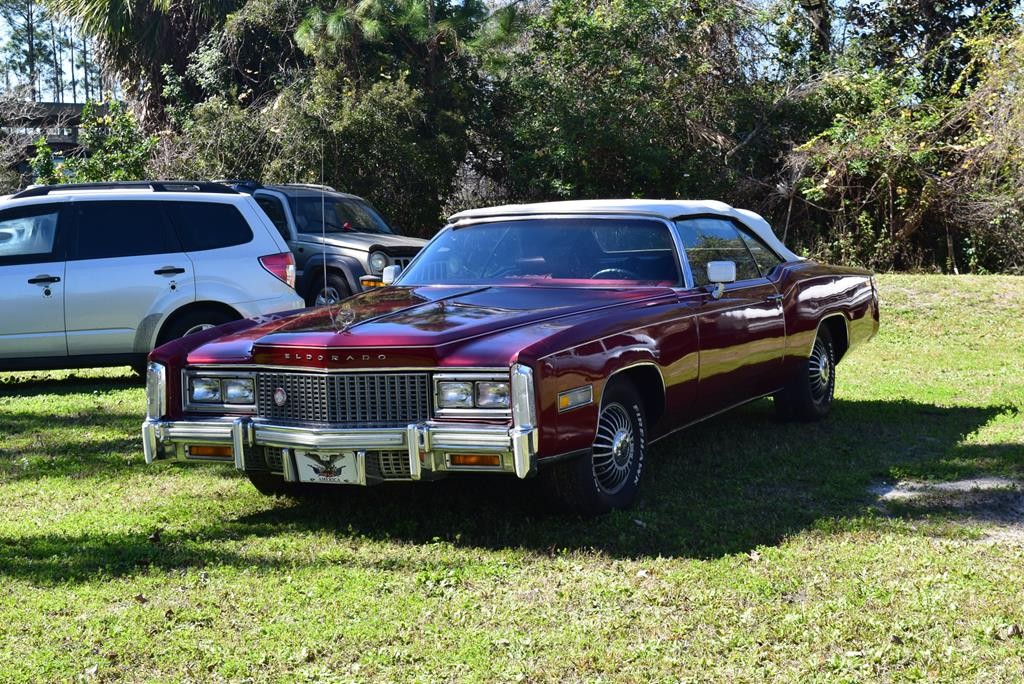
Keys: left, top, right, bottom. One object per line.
{"left": 449, "top": 199, "right": 802, "bottom": 262}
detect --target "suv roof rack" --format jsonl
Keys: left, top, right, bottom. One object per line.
{"left": 215, "top": 179, "right": 262, "bottom": 189}
{"left": 11, "top": 181, "right": 239, "bottom": 199}
{"left": 288, "top": 183, "right": 337, "bottom": 192}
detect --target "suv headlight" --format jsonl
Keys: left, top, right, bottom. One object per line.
{"left": 184, "top": 371, "right": 257, "bottom": 411}
{"left": 368, "top": 251, "right": 389, "bottom": 274}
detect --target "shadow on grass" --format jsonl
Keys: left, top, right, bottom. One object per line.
{"left": 0, "top": 371, "right": 142, "bottom": 396}
{"left": 0, "top": 398, "right": 1019, "bottom": 583}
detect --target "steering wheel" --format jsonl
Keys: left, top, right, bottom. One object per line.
{"left": 591, "top": 268, "right": 641, "bottom": 280}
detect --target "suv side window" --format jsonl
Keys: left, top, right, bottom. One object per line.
{"left": 675, "top": 218, "right": 761, "bottom": 286}
{"left": 167, "top": 201, "right": 254, "bottom": 251}
{"left": 254, "top": 194, "right": 291, "bottom": 241}
{"left": 74, "top": 201, "right": 179, "bottom": 260}
{"left": 737, "top": 228, "right": 784, "bottom": 276}
{"left": 0, "top": 204, "right": 65, "bottom": 265}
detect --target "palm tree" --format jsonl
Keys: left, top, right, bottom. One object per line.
{"left": 46, "top": 0, "right": 236, "bottom": 121}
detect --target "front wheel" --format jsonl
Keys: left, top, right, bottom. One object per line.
{"left": 775, "top": 327, "right": 836, "bottom": 421}
{"left": 541, "top": 381, "right": 647, "bottom": 515}
{"left": 308, "top": 272, "right": 352, "bottom": 307}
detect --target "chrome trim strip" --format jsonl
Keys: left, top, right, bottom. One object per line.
{"left": 253, "top": 423, "right": 407, "bottom": 450}
{"left": 142, "top": 419, "right": 159, "bottom": 464}
{"left": 145, "top": 362, "right": 167, "bottom": 420}
{"left": 231, "top": 417, "right": 251, "bottom": 471}
{"left": 180, "top": 365, "right": 510, "bottom": 374}
{"left": 407, "top": 424, "right": 422, "bottom": 480}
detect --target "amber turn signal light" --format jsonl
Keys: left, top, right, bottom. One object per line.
{"left": 187, "top": 445, "right": 233, "bottom": 459}
{"left": 359, "top": 275, "right": 385, "bottom": 288}
{"left": 449, "top": 453, "right": 501, "bottom": 467}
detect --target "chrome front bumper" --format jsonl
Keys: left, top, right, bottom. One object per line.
{"left": 141, "top": 416, "right": 538, "bottom": 483}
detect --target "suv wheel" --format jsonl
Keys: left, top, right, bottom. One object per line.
{"left": 158, "top": 308, "right": 238, "bottom": 345}
{"left": 309, "top": 272, "right": 352, "bottom": 307}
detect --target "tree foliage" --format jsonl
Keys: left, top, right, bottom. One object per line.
{"left": 31, "top": 100, "right": 157, "bottom": 183}
{"left": 11, "top": 0, "right": 1024, "bottom": 271}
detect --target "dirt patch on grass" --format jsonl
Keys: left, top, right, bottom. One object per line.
{"left": 869, "top": 477, "right": 1024, "bottom": 544}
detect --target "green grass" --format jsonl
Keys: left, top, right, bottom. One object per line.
{"left": 1, "top": 274, "right": 1023, "bottom": 682}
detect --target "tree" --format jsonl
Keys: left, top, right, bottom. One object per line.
{"left": 30, "top": 100, "right": 157, "bottom": 182}
{"left": 47, "top": 0, "right": 239, "bottom": 120}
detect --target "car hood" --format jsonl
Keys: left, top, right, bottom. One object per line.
{"left": 299, "top": 232, "right": 427, "bottom": 252}
{"left": 185, "top": 285, "right": 675, "bottom": 368}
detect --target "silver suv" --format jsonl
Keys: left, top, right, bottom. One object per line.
{"left": 0, "top": 181, "right": 304, "bottom": 373}
{"left": 230, "top": 183, "right": 427, "bottom": 305}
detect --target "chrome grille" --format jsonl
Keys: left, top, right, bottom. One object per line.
{"left": 376, "top": 451, "right": 411, "bottom": 479}
{"left": 391, "top": 257, "right": 413, "bottom": 269}
{"left": 264, "top": 447, "right": 284, "bottom": 473}
{"left": 256, "top": 372, "right": 431, "bottom": 426}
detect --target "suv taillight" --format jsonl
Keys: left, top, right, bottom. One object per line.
{"left": 259, "top": 252, "right": 296, "bottom": 289}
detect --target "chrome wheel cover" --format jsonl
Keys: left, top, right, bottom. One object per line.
{"left": 808, "top": 337, "right": 833, "bottom": 403}
{"left": 182, "top": 323, "right": 216, "bottom": 337}
{"left": 592, "top": 402, "right": 635, "bottom": 494}
{"left": 315, "top": 286, "right": 342, "bottom": 306}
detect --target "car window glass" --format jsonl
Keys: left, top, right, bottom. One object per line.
{"left": 738, "top": 229, "right": 784, "bottom": 276}
{"left": 676, "top": 218, "right": 761, "bottom": 286}
{"left": 74, "top": 201, "right": 178, "bottom": 260}
{"left": 400, "top": 218, "right": 681, "bottom": 286}
{"left": 291, "top": 196, "right": 394, "bottom": 235}
{"left": 167, "top": 201, "right": 254, "bottom": 251}
{"left": 0, "top": 206, "right": 61, "bottom": 260}
{"left": 255, "top": 195, "right": 290, "bottom": 241}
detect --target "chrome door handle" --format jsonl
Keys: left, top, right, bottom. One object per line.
{"left": 766, "top": 294, "right": 783, "bottom": 302}
{"left": 27, "top": 275, "right": 60, "bottom": 285}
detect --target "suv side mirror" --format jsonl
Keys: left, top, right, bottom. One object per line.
{"left": 382, "top": 265, "right": 401, "bottom": 285}
{"left": 706, "top": 261, "right": 736, "bottom": 300}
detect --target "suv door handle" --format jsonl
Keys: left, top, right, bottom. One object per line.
{"left": 154, "top": 266, "right": 186, "bottom": 276}
{"left": 27, "top": 275, "right": 60, "bottom": 285}
{"left": 766, "top": 294, "right": 783, "bottom": 302}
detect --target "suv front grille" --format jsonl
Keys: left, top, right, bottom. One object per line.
{"left": 391, "top": 257, "right": 413, "bottom": 269}
{"left": 256, "top": 372, "right": 431, "bottom": 426}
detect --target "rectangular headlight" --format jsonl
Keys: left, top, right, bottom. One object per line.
{"left": 476, "top": 381, "right": 510, "bottom": 408}
{"left": 190, "top": 377, "right": 221, "bottom": 403}
{"left": 223, "top": 378, "right": 255, "bottom": 404}
{"left": 438, "top": 381, "right": 474, "bottom": 408}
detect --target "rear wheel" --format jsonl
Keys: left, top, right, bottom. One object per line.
{"left": 158, "top": 308, "right": 238, "bottom": 345}
{"left": 308, "top": 272, "right": 352, "bottom": 307}
{"left": 542, "top": 381, "right": 647, "bottom": 515}
{"left": 775, "top": 326, "right": 836, "bottom": 421}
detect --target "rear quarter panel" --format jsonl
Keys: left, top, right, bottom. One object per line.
{"left": 774, "top": 261, "right": 878, "bottom": 371}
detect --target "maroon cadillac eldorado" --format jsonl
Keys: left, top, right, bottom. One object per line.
{"left": 142, "top": 200, "right": 878, "bottom": 513}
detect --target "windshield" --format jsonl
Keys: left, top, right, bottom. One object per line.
{"left": 399, "top": 218, "right": 681, "bottom": 286}
{"left": 289, "top": 196, "right": 395, "bottom": 235}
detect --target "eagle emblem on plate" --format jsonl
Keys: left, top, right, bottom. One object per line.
{"left": 308, "top": 453, "right": 347, "bottom": 479}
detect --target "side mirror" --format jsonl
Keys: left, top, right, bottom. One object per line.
{"left": 706, "top": 261, "right": 736, "bottom": 300}
{"left": 381, "top": 264, "right": 402, "bottom": 285}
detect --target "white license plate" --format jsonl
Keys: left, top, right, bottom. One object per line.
{"left": 294, "top": 450, "right": 359, "bottom": 484}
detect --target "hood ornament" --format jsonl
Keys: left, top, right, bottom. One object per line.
{"left": 334, "top": 306, "right": 357, "bottom": 331}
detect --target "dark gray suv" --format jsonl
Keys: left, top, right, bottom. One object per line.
{"left": 232, "top": 183, "right": 427, "bottom": 305}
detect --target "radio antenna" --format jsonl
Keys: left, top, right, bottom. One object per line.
{"left": 320, "top": 139, "right": 328, "bottom": 307}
